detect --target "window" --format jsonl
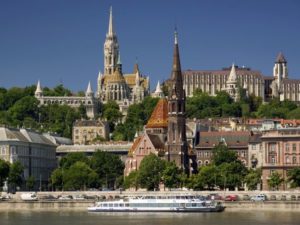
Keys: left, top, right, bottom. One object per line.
{"left": 251, "top": 145, "right": 256, "bottom": 150}
{"left": 293, "top": 144, "right": 297, "bottom": 152}
{"left": 271, "top": 156, "right": 276, "bottom": 164}
{"left": 293, "top": 157, "right": 297, "bottom": 164}
{"left": 286, "top": 156, "right": 290, "bottom": 164}
{"left": 286, "top": 143, "right": 290, "bottom": 152}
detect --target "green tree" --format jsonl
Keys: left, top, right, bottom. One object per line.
{"left": 137, "top": 153, "right": 165, "bottom": 190}
{"left": 287, "top": 167, "right": 300, "bottom": 188}
{"left": 89, "top": 151, "right": 124, "bottom": 189}
{"left": 50, "top": 168, "right": 63, "bottom": 191}
{"left": 8, "top": 161, "right": 24, "bottom": 191}
{"left": 162, "top": 161, "right": 181, "bottom": 189}
{"left": 212, "top": 144, "right": 239, "bottom": 166}
{"left": 268, "top": 171, "right": 284, "bottom": 190}
{"left": 218, "top": 162, "right": 247, "bottom": 190}
{"left": 124, "top": 171, "right": 139, "bottom": 190}
{"left": 194, "top": 165, "right": 218, "bottom": 190}
{"left": 0, "top": 159, "right": 10, "bottom": 190}
{"left": 26, "top": 176, "right": 35, "bottom": 191}
{"left": 244, "top": 168, "right": 262, "bottom": 190}
{"left": 63, "top": 161, "right": 99, "bottom": 191}
{"left": 102, "top": 100, "right": 123, "bottom": 131}
{"left": 60, "top": 152, "right": 89, "bottom": 169}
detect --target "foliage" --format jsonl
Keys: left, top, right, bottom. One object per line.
{"left": 89, "top": 151, "right": 124, "bottom": 189}
{"left": 8, "top": 161, "right": 24, "bottom": 190}
{"left": 212, "top": 144, "right": 239, "bottom": 166}
{"left": 60, "top": 152, "right": 89, "bottom": 169}
{"left": 0, "top": 159, "right": 10, "bottom": 189}
{"left": 287, "top": 167, "right": 300, "bottom": 188}
{"left": 63, "top": 162, "right": 99, "bottom": 191}
{"left": 137, "top": 153, "right": 165, "bottom": 190}
{"left": 43, "top": 84, "right": 72, "bottom": 96}
{"left": 267, "top": 171, "right": 284, "bottom": 190}
{"left": 26, "top": 176, "right": 36, "bottom": 191}
{"left": 50, "top": 168, "right": 63, "bottom": 191}
{"left": 162, "top": 161, "right": 181, "bottom": 189}
{"left": 102, "top": 100, "right": 123, "bottom": 131}
{"left": 244, "top": 168, "right": 262, "bottom": 190}
{"left": 191, "top": 165, "right": 218, "bottom": 190}
{"left": 124, "top": 171, "right": 139, "bottom": 190}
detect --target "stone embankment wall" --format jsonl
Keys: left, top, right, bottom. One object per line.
{"left": 1, "top": 190, "right": 300, "bottom": 211}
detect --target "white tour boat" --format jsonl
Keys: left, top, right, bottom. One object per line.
{"left": 87, "top": 195, "right": 225, "bottom": 212}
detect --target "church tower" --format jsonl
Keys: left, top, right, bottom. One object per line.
{"left": 104, "top": 7, "right": 119, "bottom": 75}
{"left": 273, "top": 52, "right": 288, "bottom": 90}
{"left": 166, "top": 30, "right": 189, "bottom": 173}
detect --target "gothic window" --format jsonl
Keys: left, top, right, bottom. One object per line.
{"left": 172, "top": 123, "right": 176, "bottom": 141}
{"left": 172, "top": 102, "right": 176, "bottom": 112}
{"left": 178, "top": 102, "right": 182, "bottom": 112}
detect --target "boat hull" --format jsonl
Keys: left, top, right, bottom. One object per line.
{"left": 87, "top": 206, "right": 225, "bottom": 213}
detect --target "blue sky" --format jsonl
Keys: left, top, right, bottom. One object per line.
{"left": 0, "top": 0, "right": 300, "bottom": 92}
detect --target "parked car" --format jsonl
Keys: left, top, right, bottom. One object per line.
{"left": 291, "top": 195, "right": 296, "bottom": 201}
{"left": 242, "top": 194, "right": 250, "bottom": 200}
{"left": 225, "top": 195, "right": 238, "bottom": 201}
{"left": 270, "top": 195, "right": 276, "bottom": 201}
{"left": 207, "top": 193, "right": 223, "bottom": 200}
{"left": 39, "top": 195, "right": 57, "bottom": 200}
{"left": 250, "top": 194, "right": 266, "bottom": 201}
{"left": 58, "top": 195, "right": 73, "bottom": 200}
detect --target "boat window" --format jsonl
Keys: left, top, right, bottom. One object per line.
{"left": 103, "top": 204, "right": 107, "bottom": 207}
{"left": 109, "top": 204, "right": 113, "bottom": 207}
{"left": 192, "top": 203, "right": 197, "bottom": 207}
{"left": 113, "top": 203, "right": 118, "bottom": 207}
{"left": 125, "top": 203, "right": 129, "bottom": 207}
{"left": 119, "top": 204, "right": 124, "bottom": 207}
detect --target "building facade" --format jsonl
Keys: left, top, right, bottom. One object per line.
{"left": 35, "top": 7, "right": 150, "bottom": 118}
{"left": 195, "top": 131, "right": 250, "bottom": 167}
{"left": 260, "top": 128, "right": 300, "bottom": 190}
{"left": 72, "top": 119, "right": 110, "bottom": 145}
{"left": 35, "top": 81, "right": 98, "bottom": 119}
{"left": 0, "top": 127, "right": 60, "bottom": 190}
{"left": 97, "top": 7, "right": 150, "bottom": 112}
{"left": 182, "top": 52, "right": 300, "bottom": 102}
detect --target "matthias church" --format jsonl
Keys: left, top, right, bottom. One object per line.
{"left": 35, "top": 7, "right": 150, "bottom": 119}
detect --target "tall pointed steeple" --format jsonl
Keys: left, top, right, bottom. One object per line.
{"left": 104, "top": 6, "right": 119, "bottom": 75}
{"left": 107, "top": 6, "right": 114, "bottom": 36}
{"left": 166, "top": 29, "right": 189, "bottom": 174}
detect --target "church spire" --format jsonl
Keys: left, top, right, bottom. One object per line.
{"left": 108, "top": 6, "right": 114, "bottom": 36}
{"left": 228, "top": 63, "right": 237, "bottom": 82}
{"left": 86, "top": 81, "right": 93, "bottom": 97}
{"left": 35, "top": 80, "right": 43, "bottom": 97}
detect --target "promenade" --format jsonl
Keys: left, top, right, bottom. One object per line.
{"left": 2, "top": 190, "right": 300, "bottom": 211}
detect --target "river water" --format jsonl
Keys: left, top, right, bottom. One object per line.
{"left": 0, "top": 211, "right": 299, "bottom": 225}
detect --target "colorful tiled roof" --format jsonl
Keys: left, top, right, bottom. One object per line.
{"left": 145, "top": 98, "right": 168, "bottom": 128}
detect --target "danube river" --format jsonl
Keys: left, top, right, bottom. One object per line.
{"left": 0, "top": 211, "right": 299, "bottom": 225}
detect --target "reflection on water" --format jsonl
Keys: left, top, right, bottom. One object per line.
{"left": 0, "top": 211, "right": 300, "bottom": 225}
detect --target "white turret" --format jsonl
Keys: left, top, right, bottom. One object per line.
{"left": 35, "top": 80, "right": 43, "bottom": 98}
{"left": 226, "top": 64, "right": 239, "bottom": 101}
{"left": 86, "top": 81, "right": 94, "bottom": 97}
{"left": 152, "top": 81, "right": 164, "bottom": 98}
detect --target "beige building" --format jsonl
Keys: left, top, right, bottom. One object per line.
{"left": 182, "top": 52, "right": 300, "bottom": 103}
{"left": 0, "top": 127, "right": 69, "bottom": 190}
{"left": 73, "top": 119, "right": 110, "bottom": 145}
{"left": 260, "top": 128, "right": 300, "bottom": 190}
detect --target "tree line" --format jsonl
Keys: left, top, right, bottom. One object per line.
{"left": 50, "top": 151, "right": 124, "bottom": 191}
{"left": 124, "top": 144, "right": 300, "bottom": 191}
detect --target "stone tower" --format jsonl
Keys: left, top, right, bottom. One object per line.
{"left": 104, "top": 7, "right": 119, "bottom": 75}
{"left": 272, "top": 52, "right": 288, "bottom": 99}
{"left": 166, "top": 31, "right": 189, "bottom": 173}
{"left": 226, "top": 64, "right": 239, "bottom": 101}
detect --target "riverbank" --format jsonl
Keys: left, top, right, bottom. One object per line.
{"left": 2, "top": 191, "right": 300, "bottom": 212}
